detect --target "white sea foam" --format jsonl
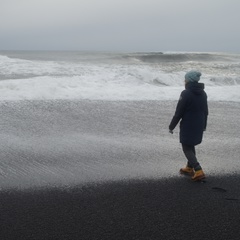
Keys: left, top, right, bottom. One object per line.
{"left": 0, "top": 52, "right": 239, "bottom": 101}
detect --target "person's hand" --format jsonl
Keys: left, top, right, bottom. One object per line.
{"left": 169, "top": 129, "right": 173, "bottom": 134}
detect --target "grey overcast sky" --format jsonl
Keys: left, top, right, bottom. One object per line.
{"left": 1, "top": 0, "right": 240, "bottom": 52}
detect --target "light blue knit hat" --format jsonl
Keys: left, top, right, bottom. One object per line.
{"left": 185, "top": 71, "right": 202, "bottom": 82}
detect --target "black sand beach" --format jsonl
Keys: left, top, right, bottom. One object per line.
{"left": 1, "top": 175, "right": 240, "bottom": 240}
{"left": 0, "top": 100, "right": 240, "bottom": 239}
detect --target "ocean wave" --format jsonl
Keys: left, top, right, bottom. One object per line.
{"left": 208, "top": 76, "right": 240, "bottom": 86}
{"left": 0, "top": 52, "right": 240, "bottom": 102}
{"left": 124, "top": 52, "right": 240, "bottom": 63}
{"left": 0, "top": 74, "right": 239, "bottom": 102}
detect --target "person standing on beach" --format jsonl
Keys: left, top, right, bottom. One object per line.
{"left": 169, "top": 71, "right": 208, "bottom": 181}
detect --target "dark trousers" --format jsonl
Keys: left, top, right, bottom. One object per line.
{"left": 182, "top": 144, "right": 202, "bottom": 171}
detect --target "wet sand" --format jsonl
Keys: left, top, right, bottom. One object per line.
{"left": 1, "top": 175, "right": 240, "bottom": 240}
{"left": 0, "top": 100, "right": 240, "bottom": 239}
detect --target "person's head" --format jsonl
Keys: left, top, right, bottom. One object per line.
{"left": 185, "top": 71, "right": 202, "bottom": 84}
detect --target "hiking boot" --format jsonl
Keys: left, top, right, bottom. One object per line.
{"left": 192, "top": 170, "right": 205, "bottom": 181}
{"left": 180, "top": 166, "right": 194, "bottom": 176}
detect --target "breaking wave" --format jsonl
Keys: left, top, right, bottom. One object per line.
{"left": 0, "top": 51, "right": 240, "bottom": 101}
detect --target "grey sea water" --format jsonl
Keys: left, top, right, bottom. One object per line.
{"left": 0, "top": 51, "right": 240, "bottom": 101}
{"left": 0, "top": 99, "right": 240, "bottom": 189}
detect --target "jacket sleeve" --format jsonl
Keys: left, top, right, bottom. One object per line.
{"left": 204, "top": 93, "right": 208, "bottom": 130}
{"left": 169, "top": 91, "right": 187, "bottom": 130}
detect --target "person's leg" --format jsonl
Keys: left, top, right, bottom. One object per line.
{"left": 181, "top": 144, "right": 202, "bottom": 171}
{"left": 181, "top": 144, "right": 205, "bottom": 180}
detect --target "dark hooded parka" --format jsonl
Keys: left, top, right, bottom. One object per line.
{"left": 169, "top": 82, "right": 208, "bottom": 146}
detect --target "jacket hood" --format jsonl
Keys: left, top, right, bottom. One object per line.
{"left": 185, "top": 82, "right": 205, "bottom": 95}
